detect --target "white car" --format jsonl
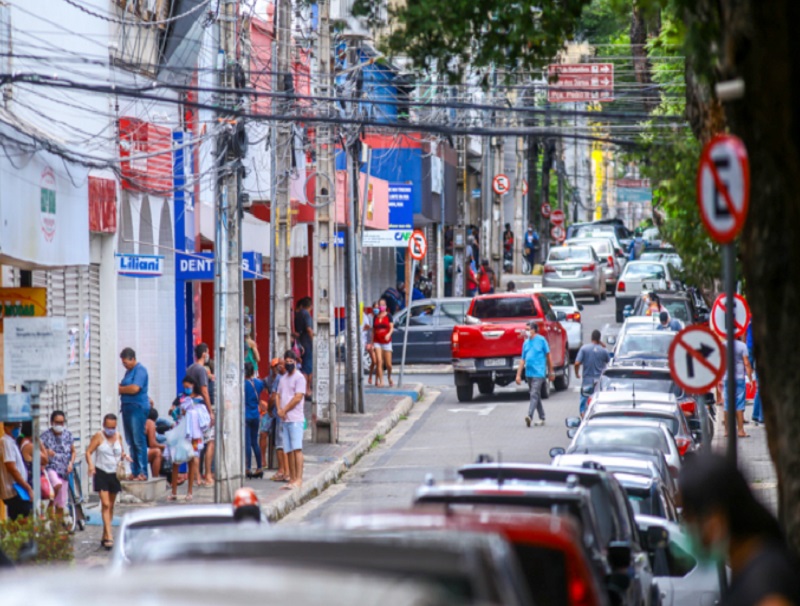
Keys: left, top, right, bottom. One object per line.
{"left": 615, "top": 261, "right": 677, "bottom": 322}
{"left": 524, "top": 286, "right": 584, "bottom": 358}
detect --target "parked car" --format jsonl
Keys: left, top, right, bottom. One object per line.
{"left": 129, "top": 526, "right": 533, "bottom": 606}
{"left": 451, "top": 292, "right": 569, "bottom": 402}
{"left": 567, "top": 221, "right": 631, "bottom": 252}
{"left": 565, "top": 237, "right": 624, "bottom": 293}
{"left": 390, "top": 297, "right": 472, "bottom": 364}
{"left": 615, "top": 473, "right": 679, "bottom": 523}
{"left": 525, "top": 287, "right": 584, "bottom": 358}
{"left": 604, "top": 315, "right": 661, "bottom": 350}
{"left": 636, "top": 515, "right": 724, "bottom": 606}
{"left": 639, "top": 251, "right": 683, "bottom": 273}
{"left": 627, "top": 290, "right": 709, "bottom": 326}
{"left": 414, "top": 478, "right": 649, "bottom": 606}
{"left": 615, "top": 262, "right": 677, "bottom": 322}
{"left": 612, "top": 330, "right": 676, "bottom": 365}
{"left": 543, "top": 245, "right": 607, "bottom": 302}
{"left": 109, "top": 504, "right": 268, "bottom": 569}
{"left": 325, "top": 508, "right": 611, "bottom": 606}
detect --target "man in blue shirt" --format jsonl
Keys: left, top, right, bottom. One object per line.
{"left": 516, "top": 322, "right": 555, "bottom": 427}
{"left": 656, "top": 310, "right": 683, "bottom": 332}
{"left": 119, "top": 347, "right": 149, "bottom": 480}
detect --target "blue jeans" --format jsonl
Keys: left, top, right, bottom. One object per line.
{"left": 122, "top": 405, "right": 148, "bottom": 478}
{"left": 245, "top": 417, "right": 262, "bottom": 470}
{"left": 580, "top": 394, "right": 590, "bottom": 416}
{"left": 527, "top": 377, "right": 545, "bottom": 420}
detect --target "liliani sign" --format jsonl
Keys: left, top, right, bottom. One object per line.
{"left": 116, "top": 253, "right": 165, "bottom": 278}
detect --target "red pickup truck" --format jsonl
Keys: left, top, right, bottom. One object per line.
{"left": 451, "top": 292, "right": 570, "bottom": 402}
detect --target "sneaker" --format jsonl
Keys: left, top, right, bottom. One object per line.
{"left": 534, "top": 419, "right": 545, "bottom": 426}
{"left": 525, "top": 416, "right": 532, "bottom": 427}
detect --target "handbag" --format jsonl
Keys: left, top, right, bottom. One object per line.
{"left": 116, "top": 458, "right": 127, "bottom": 481}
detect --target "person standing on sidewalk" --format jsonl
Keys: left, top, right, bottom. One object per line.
{"left": 1, "top": 422, "right": 32, "bottom": 519}
{"left": 186, "top": 343, "right": 215, "bottom": 486}
{"left": 118, "top": 348, "right": 149, "bottom": 481}
{"left": 372, "top": 299, "right": 394, "bottom": 387}
{"left": 244, "top": 362, "right": 264, "bottom": 479}
{"left": 724, "top": 335, "right": 754, "bottom": 439}
{"left": 515, "top": 322, "right": 555, "bottom": 427}
{"left": 41, "top": 410, "right": 75, "bottom": 519}
{"left": 574, "top": 330, "right": 610, "bottom": 416}
{"left": 276, "top": 350, "right": 306, "bottom": 490}
{"left": 86, "top": 414, "right": 128, "bottom": 550}
{"left": 294, "top": 297, "right": 314, "bottom": 401}
{"left": 747, "top": 322, "right": 763, "bottom": 425}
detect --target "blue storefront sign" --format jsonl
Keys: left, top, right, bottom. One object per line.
{"left": 116, "top": 253, "right": 165, "bottom": 277}
{"left": 176, "top": 251, "right": 264, "bottom": 281}
{"left": 388, "top": 182, "right": 414, "bottom": 230}
{"left": 334, "top": 232, "right": 345, "bottom": 247}
{"left": 617, "top": 187, "right": 652, "bottom": 203}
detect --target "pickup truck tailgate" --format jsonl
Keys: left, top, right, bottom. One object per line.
{"left": 453, "top": 322, "right": 528, "bottom": 359}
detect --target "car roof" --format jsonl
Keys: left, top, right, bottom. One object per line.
{"left": 622, "top": 316, "right": 662, "bottom": 326}
{"left": 614, "top": 473, "right": 657, "bottom": 490}
{"left": 120, "top": 504, "right": 238, "bottom": 526}
{"left": 471, "top": 292, "right": 535, "bottom": 300}
{"left": 530, "top": 286, "right": 575, "bottom": 295}
{"left": 416, "top": 480, "right": 590, "bottom": 502}
{"left": 553, "top": 454, "right": 660, "bottom": 476}
{"left": 625, "top": 260, "right": 668, "bottom": 267}
{"left": 592, "top": 391, "right": 677, "bottom": 405}
{"left": 458, "top": 463, "right": 612, "bottom": 486}
{"left": 583, "top": 417, "right": 671, "bottom": 429}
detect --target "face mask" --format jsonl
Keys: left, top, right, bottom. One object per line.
{"left": 184, "top": 387, "right": 193, "bottom": 396}
{"left": 285, "top": 363, "right": 295, "bottom": 374}
{"left": 11, "top": 427, "right": 21, "bottom": 439}
{"left": 52, "top": 425, "right": 65, "bottom": 434}
{"left": 373, "top": 308, "right": 379, "bottom": 315}
{"left": 379, "top": 305, "right": 386, "bottom": 312}
{"left": 103, "top": 428, "right": 116, "bottom": 438}
{"left": 686, "top": 522, "right": 728, "bottom": 566}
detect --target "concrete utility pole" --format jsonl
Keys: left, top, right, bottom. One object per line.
{"left": 491, "top": 134, "right": 504, "bottom": 280}
{"left": 311, "top": 0, "right": 337, "bottom": 442}
{"left": 272, "top": 0, "right": 294, "bottom": 359}
{"left": 513, "top": 135, "right": 525, "bottom": 273}
{"left": 453, "top": 135, "right": 466, "bottom": 297}
{"left": 214, "top": 0, "right": 244, "bottom": 502}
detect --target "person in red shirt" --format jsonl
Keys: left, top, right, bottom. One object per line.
{"left": 372, "top": 298, "right": 395, "bottom": 387}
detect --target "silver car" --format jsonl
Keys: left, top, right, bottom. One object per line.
{"left": 565, "top": 237, "right": 624, "bottom": 293}
{"left": 531, "top": 287, "right": 584, "bottom": 357}
{"left": 543, "top": 245, "right": 607, "bottom": 302}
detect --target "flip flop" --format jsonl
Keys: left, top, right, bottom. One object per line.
{"left": 167, "top": 494, "right": 178, "bottom": 502}
{"left": 185, "top": 494, "right": 193, "bottom": 501}
{"left": 738, "top": 433, "right": 750, "bottom": 438}
{"left": 280, "top": 484, "right": 294, "bottom": 491}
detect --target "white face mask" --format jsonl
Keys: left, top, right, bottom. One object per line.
{"left": 52, "top": 425, "right": 65, "bottom": 434}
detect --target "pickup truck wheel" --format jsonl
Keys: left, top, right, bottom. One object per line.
{"left": 540, "top": 379, "right": 551, "bottom": 400}
{"left": 477, "top": 380, "right": 495, "bottom": 395}
{"left": 456, "top": 383, "right": 474, "bottom": 402}
{"left": 554, "top": 366, "right": 570, "bottom": 391}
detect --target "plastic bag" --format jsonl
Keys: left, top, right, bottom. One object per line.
{"left": 164, "top": 416, "right": 194, "bottom": 464}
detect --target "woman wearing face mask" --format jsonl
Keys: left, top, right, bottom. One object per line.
{"left": 372, "top": 298, "right": 395, "bottom": 387}
{"left": 86, "top": 414, "right": 129, "bottom": 549}
{"left": 364, "top": 302, "right": 378, "bottom": 385}
{"left": 680, "top": 454, "right": 800, "bottom": 606}
{"left": 41, "top": 410, "right": 75, "bottom": 520}
{"left": 168, "top": 376, "right": 208, "bottom": 502}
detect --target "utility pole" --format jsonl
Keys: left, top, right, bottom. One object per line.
{"left": 491, "top": 134, "right": 504, "bottom": 280}
{"left": 453, "top": 135, "right": 466, "bottom": 297}
{"left": 311, "top": 0, "right": 337, "bottom": 442}
{"left": 557, "top": 138, "right": 565, "bottom": 212}
{"left": 513, "top": 134, "right": 525, "bottom": 273}
{"left": 214, "top": 0, "right": 244, "bottom": 502}
{"left": 273, "top": 0, "right": 293, "bottom": 359}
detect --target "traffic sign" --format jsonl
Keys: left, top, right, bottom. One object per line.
{"left": 548, "top": 63, "right": 614, "bottom": 104}
{"left": 669, "top": 325, "right": 726, "bottom": 395}
{"left": 522, "top": 179, "right": 528, "bottom": 196}
{"left": 550, "top": 209, "right": 566, "bottom": 225}
{"left": 408, "top": 229, "right": 427, "bottom": 261}
{"left": 697, "top": 134, "right": 750, "bottom": 244}
{"left": 492, "top": 174, "right": 511, "bottom": 196}
{"left": 710, "top": 293, "right": 750, "bottom": 339}
{"left": 541, "top": 203, "right": 552, "bottom": 219}
{"left": 550, "top": 225, "right": 565, "bottom": 241}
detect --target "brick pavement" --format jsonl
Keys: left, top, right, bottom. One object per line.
{"left": 72, "top": 384, "right": 423, "bottom": 566}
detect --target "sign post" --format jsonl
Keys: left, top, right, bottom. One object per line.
{"left": 399, "top": 231, "right": 427, "bottom": 388}
{"left": 4, "top": 317, "right": 68, "bottom": 515}
{"left": 697, "top": 134, "right": 750, "bottom": 465}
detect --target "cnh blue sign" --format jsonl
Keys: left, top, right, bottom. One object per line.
{"left": 176, "top": 251, "right": 264, "bottom": 281}
{"left": 388, "top": 182, "right": 413, "bottom": 230}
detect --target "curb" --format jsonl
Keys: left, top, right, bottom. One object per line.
{"left": 262, "top": 384, "right": 424, "bottom": 523}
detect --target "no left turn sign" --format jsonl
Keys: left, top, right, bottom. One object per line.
{"left": 409, "top": 229, "right": 427, "bottom": 261}
{"left": 710, "top": 293, "right": 750, "bottom": 339}
{"left": 550, "top": 225, "right": 565, "bottom": 241}
{"left": 669, "top": 325, "right": 726, "bottom": 394}
{"left": 492, "top": 174, "right": 511, "bottom": 196}
{"left": 697, "top": 134, "right": 750, "bottom": 244}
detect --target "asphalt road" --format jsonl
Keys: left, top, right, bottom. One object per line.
{"left": 282, "top": 295, "right": 617, "bottom": 524}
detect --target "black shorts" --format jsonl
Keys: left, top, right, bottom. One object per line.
{"left": 94, "top": 468, "right": 122, "bottom": 494}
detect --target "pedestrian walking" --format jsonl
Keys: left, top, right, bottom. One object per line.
{"left": 515, "top": 322, "right": 555, "bottom": 427}
{"left": 187, "top": 343, "right": 215, "bottom": 487}
{"left": 86, "top": 414, "right": 128, "bottom": 550}
{"left": 263, "top": 358, "right": 289, "bottom": 483}
{"left": 1, "top": 422, "right": 33, "bottom": 519}
{"left": 244, "top": 362, "right": 265, "bottom": 479}
{"left": 724, "top": 335, "right": 753, "bottom": 439}
{"left": 276, "top": 350, "right": 306, "bottom": 490}
{"left": 372, "top": 299, "right": 394, "bottom": 387}
{"left": 574, "top": 330, "right": 610, "bottom": 416}
{"left": 294, "top": 297, "right": 314, "bottom": 401}
{"left": 118, "top": 348, "right": 149, "bottom": 481}
{"left": 364, "top": 304, "right": 378, "bottom": 385}
{"left": 41, "top": 410, "right": 75, "bottom": 519}
{"left": 680, "top": 454, "right": 800, "bottom": 606}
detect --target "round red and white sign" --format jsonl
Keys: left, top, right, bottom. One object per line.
{"left": 541, "top": 203, "right": 552, "bottom": 219}
{"left": 550, "top": 225, "right": 565, "bottom": 241}
{"left": 669, "top": 325, "right": 726, "bottom": 394}
{"left": 697, "top": 134, "right": 750, "bottom": 244}
{"left": 550, "top": 209, "right": 566, "bottom": 225}
{"left": 492, "top": 174, "right": 511, "bottom": 196}
{"left": 710, "top": 293, "right": 750, "bottom": 339}
{"left": 408, "top": 229, "right": 427, "bottom": 261}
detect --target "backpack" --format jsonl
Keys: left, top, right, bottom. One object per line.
{"left": 478, "top": 269, "right": 492, "bottom": 294}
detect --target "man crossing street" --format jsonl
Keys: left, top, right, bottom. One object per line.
{"left": 574, "top": 330, "right": 611, "bottom": 416}
{"left": 516, "top": 322, "right": 555, "bottom": 427}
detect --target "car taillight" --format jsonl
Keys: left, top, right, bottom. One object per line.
{"left": 675, "top": 437, "right": 692, "bottom": 457}
{"left": 544, "top": 265, "right": 556, "bottom": 273}
{"left": 451, "top": 330, "right": 459, "bottom": 354}
{"left": 582, "top": 264, "right": 596, "bottom": 272}
{"left": 617, "top": 281, "right": 625, "bottom": 292}
{"left": 569, "top": 576, "right": 591, "bottom": 606}
{"left": 570, "top": 312, "right": 582, "bottom": 322}
{"left": 679, "top": 399, "right": 696, "bottom": 417}
{"left": 607, "top": 255, "right": 614, "bottom": 266}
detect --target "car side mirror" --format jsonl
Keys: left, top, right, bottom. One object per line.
{"left": 549, "top": 446, "right": 566, "bottom": 458}
{"left": 578, "top": 304, "right": 584, "bottom": 311}
{"left": 565, "top": 416, "right": 581, "bottom": 428}
{"left": 608, "top": 541, "right": 633, "bottom": 569}
{"left": 607, "top": 336, "right": 616, "bottom": 345}
{"left": 567, "top": 428, "right": 578, "bottom": 439}
{"left": 646, "top": 526, "right": 669, "bottom": 550}
{"left": 556, "top": 311, "right": 567, "bottom": 321}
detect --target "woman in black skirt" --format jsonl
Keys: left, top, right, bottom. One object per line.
{"left": 86, "top": 414, "right": 129, "bottom": 550}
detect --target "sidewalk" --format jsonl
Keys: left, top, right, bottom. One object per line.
{"left": 711, "top": 402, "right": 777, "bottom": 512}
{"left": 72, "top": 383, "right": 424, "bottom": 565}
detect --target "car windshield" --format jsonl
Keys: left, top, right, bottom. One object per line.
{"left": 471, "top": 297, "right": 538, "bottom": 319}
{"left": 627, "top": 493, "right": 657, "bottom": 516}
{"left": 616, "top": 332, "right": 674, "bottom": 359}
{"left": 574, "top": 425, "right": 670, "bottom": 452}
{"left": 575, "top": 226, "right": 614, "bottom": 238}
{"left": 124, "top": 519, "right": 238, "bottom": 561}
{"left": 568, "top": 239, "right": 611, "bottom": 255}
{"left": 591, "top": 412, "right": 679, "bottom": 435}
{"left": 540, "top": 292, "right": 575, "bottom": 308}
{"left": 599, "top": 375, "right": 681, "bottom": 397}
{"left": 548, "top": 247, "right": 592, "bottom": 262}
{"left": 623, "top": 264, "right": 666, "bottom": 280}
{"left": 639, "top": 252, "right": 664, "bottom": 262}
{"left": 634, "top": 299, "right": 690, "bottom": 323}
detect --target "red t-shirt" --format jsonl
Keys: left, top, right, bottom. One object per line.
{"left": 373, "top": 314, "right": 393, "bottom": 344}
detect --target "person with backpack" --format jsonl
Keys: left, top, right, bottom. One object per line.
{"left": 478, "top": 259, "right": 495, "bottom": 294}
{"left": 382, "top": 284, "right": 404, "bottom": 315}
